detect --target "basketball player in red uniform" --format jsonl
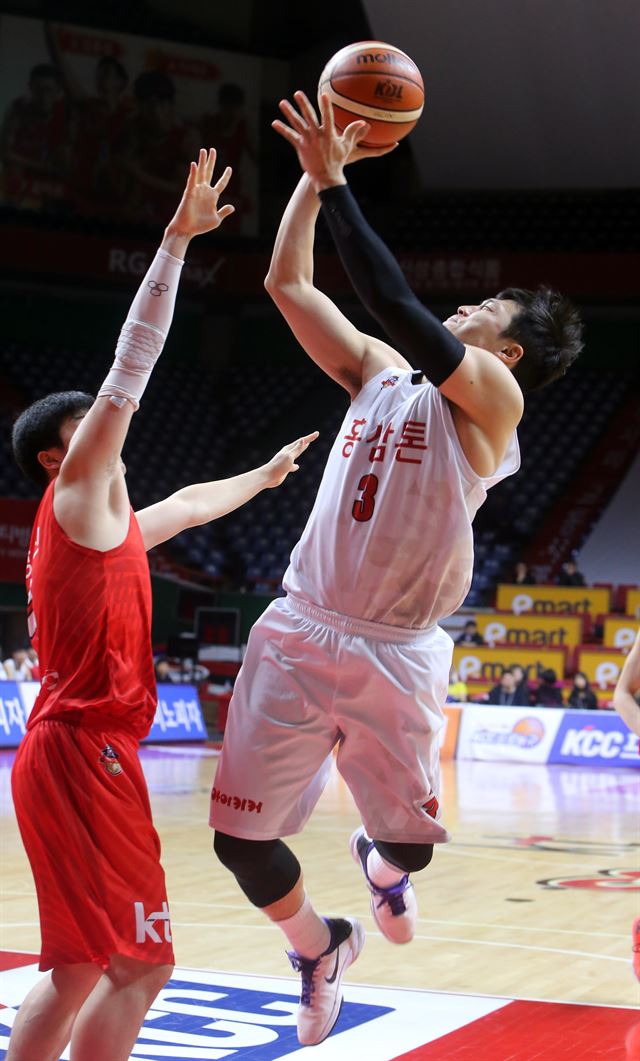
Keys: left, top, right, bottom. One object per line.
{"left": 8, "top": 148, "right": 316, "bottom": 1061}
{"left": 613, "top": 629, "right": 640, "bottom": 981}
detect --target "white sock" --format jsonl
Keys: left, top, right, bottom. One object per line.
{"left": 277, "top": 894, "right": 331, "bottom": 958}
{"left": 366, "top": 847, "right": 406, "bottom": 888}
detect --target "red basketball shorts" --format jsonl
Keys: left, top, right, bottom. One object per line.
{"left": 11, "top": 718, "right": 174, "bottom": 971}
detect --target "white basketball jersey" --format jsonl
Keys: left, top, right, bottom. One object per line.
{"left": 283, "top": 367, "right": 520, "bottom": 629}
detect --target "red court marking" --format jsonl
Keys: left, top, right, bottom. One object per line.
{"left": 0, "top": 952, "right": 37, "bottom": 972}
{"left": 393, "top": 1000, "right": 640, "bottom": 1060}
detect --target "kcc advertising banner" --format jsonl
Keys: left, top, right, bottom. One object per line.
{"left": 549, "top": 711, "right": 640, "bottom": 767}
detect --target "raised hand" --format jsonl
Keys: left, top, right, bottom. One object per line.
{"left": 272, "top": 91, "right": 397, "bottom": 191}
{"left": 166, "top": 148, "right": 235, "bottom": 240}
{"left": 264, "top": 431, "right": 319, "bottom": 488}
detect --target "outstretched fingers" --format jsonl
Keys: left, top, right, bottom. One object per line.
{"left": 293, "top": 90, "right": 320, "bottom": 128}
{"left": 293, "top": 431, "right": 320, "bottom": 456}
{"left": 205, "top": 147, "right": 217, "bottom": 184}
{"left": 344, "top": 120, "right": 370, "bottom": 151}
{"left": 196, "top": 147, "right": 208, "bottom": 183}
{"left": 186, "top": 160, "right": 197, "bottom": 191}
{"left": 213, "top": 165, "right": 233, "bottom": 196}
{"left": 271, "top": 117, "right": 301, "bottom": 146}
{"left": 318, "top": 92, "right": 336, "bottom": 134}
{"left": 279, "top": 97, "right": 311, "bottom": 133}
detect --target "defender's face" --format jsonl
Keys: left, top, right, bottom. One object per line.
{"left": 443, "top": 298, "right": 519, "bottom": 354}
{"left": 59, "top": 413, "right": 86, "bottom": 452}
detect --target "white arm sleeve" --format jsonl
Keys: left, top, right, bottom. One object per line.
{"left": 97, "top": 247, "right": 185, "bottom": 409}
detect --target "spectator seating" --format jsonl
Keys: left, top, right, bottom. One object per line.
{"left": 463, "top": 366, "right": 632, "bottom": 606}
{"left": 0, "top": 338, "right": 633, "bottom": 603}
{"left": 391, "top": 188, "right": 640, "bottom": 253}
{"left": 456, "top": 580, "right": 639, "bottom": 710}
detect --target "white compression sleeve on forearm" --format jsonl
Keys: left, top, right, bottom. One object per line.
{"left": 97, "top": 248, "right": 185, "bottom": 409}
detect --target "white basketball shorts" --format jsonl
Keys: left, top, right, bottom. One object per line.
{"left": 209, "top": 594, "right": 453, "bottom": 844}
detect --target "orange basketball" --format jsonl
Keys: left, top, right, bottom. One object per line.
{"left": 318, "top": 40, "right": 424, "bottom": 148}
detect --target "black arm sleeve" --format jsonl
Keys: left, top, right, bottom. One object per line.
{"left": 318, "top": 183, "right": 465, "bottom": 387}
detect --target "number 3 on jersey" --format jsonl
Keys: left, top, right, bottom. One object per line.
{"left": 352, "top": 473, "right": 379, "bottom": 523}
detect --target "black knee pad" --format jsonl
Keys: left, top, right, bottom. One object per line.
{"left": 374, "top": 839, "right": 434, "bottom": 874}
{"left": 213, "top": 831, "right": 301, "bottom": 908}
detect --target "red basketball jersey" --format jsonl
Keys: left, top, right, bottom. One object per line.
{"left": 25, "top": 482, "right": 156, "bottom": 738}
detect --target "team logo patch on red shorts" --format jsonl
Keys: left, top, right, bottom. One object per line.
{"left": 99, "top": 744, "right": 123, "bottom": 776}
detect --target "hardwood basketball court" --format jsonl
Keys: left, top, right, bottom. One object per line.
{"left": 1, "top": 745, "right": 638, "bottom": 1058}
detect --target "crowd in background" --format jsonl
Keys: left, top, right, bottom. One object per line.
{"left": 0, "top": 647, "right": 39, "bottom": 682}
{"left": 448, "top": 667, "right": 599, "bottom": 710}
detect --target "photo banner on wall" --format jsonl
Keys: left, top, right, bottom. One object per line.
{"left": 0, "top": 14, "right": 260, "bottom": 235}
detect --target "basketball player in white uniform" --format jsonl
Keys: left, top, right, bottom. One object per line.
{"left": 210, "top": 92, "right": 584, "bottom": 1046}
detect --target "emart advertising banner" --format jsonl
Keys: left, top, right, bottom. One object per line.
{"left": 452, "top": 645, "right": 566, "bottom": 684}
{"left": 457, "top": 705, "right": 563, "bottom": 763}
{"left": 475, "top": 612, "right": 583, "bottom": 649}
{"left": 602, "top": 617, "right": 638, "bottom": 651}
{"left": 575, "top": 649, "right": 625, "bottom": 689}
{"left": 624, "top": 589, "right": 640, "bottom": 618}
{"left": 496, "top": 584, "right": 611, "bottom": 616}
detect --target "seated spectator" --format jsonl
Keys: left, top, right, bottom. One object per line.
{"left": 567, "top": 671, "right": 598, "bottom": 710}
{"left": 26, "top": 647, "right": 40, "bottom": 681}
{"left": 456, "top": 620, "right": 485, "bottom": 646}
{"left": 447, "top": 667, "right": 468, "bottom": 702}
{"left": 534, "top": 668, "right": 564, "bottom": 706}
{"left": 4, "top": 648, "right": 33, "bottom": 682}
{"left": 154, "top": 657, "right": 179, "bottom": 684}
{"left": 487, "top": 668, "right": 519, "bottom": 706}
{"left": 510, "top": 663, "right": 533, "bottom": 706}
{"left": 513, "top": 561, "right": 536, "bottom": 585}
{"left": 178, "top": 657, "right": 210, "bottom": 684}
{"left": 558, "top": 559, "right": 586, "bottom": 587}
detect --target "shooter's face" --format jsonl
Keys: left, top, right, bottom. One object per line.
{"left": 443, "top": 297, "right": 519, "bottom": 354}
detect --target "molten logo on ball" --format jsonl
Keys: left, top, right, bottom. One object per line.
{"left": 356, "top": 51, "right": 407, "bottom": 66}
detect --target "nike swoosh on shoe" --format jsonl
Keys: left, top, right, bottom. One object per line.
{"left": 324, "top": 948, "right": 340, "bottom": 984}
